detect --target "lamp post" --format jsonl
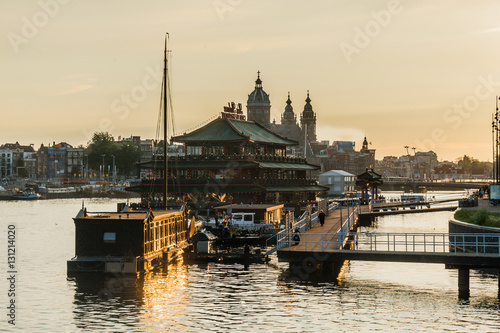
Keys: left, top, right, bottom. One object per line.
{"left": 111, "top": 155, "right": 115, "bottom": 183}
{"left": 84, "top": 154, "right": 88, "bottom": 180}
{"left": 101, "top": 154, "right": 105, "bottom": 181}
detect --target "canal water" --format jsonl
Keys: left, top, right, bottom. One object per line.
{"left": 1, "top": 193, "right": 500, "bottom": 332}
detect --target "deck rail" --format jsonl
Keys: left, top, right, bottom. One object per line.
{"left": 266, "top": 201, "right": 339, "bottom": 255}
{"left": 279, "top": 232, "right": 500, "bottom": 255}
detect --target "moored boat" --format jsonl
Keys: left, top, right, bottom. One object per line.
{"left": 205, "top": 203, "right": 284, "bottom": 234}
{"left": 67, "top": 34, "right": 191, "bottom": 275}
{"left": 11, "top": 189, "right": 41, "bottom": 200}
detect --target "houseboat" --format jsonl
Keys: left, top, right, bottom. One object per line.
{"left": 67, "top": 202, "right": 188, "bottom": 275}
{"left": 67, "top": 34, "right": 191, "bottom": 275}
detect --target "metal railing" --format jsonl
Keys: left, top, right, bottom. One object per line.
{"left": 266, "top": 202, "right": 340, "bottom": 255}
{"left": 278, "top": 232, "right": 500, "bottom": 256}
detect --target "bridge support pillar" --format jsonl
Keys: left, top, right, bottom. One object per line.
{"left": 458, "top": 268, "right": 470, "bottom": 300}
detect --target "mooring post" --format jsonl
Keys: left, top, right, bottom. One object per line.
{"left": 498, "top": 267, "right": 500, "bottom": 298}
{"left": 458, "top": 267, "right": 470, "bottom": 300}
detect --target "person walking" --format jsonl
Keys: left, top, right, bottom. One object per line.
{"left": 318, "top": 210, "right": 326, "bottom": 227}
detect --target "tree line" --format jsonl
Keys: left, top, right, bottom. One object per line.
{"left": 85, "top": 132, "right": 141, "bottom": 177}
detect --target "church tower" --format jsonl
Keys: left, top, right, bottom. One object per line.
{"left": 246, "top": 71, "right": 271, "bottom": 126}
{"left": 281, "top": 92, "right": 297, "bottom": 125}
{"left": 300, "top": 91, "right": 317, "bottom": 143}
{"left": 362, "top": 137, "right": 369, "bottom": 151}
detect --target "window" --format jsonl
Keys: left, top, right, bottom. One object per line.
{"left": 205, "top": 145, "right": 224, "bottom": 156}
{"left": 186, "top": 146, "right": 202, "bottom": 155}
{"left": 103, "top": 232, "right": 116, "bottom": 243}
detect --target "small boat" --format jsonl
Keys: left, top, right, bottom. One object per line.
{"left": 184, "top": 242, "right": 270, "bottom": 264}
{"left": 12, "top": 190, "right": 41, "bottom": 200}
{"left": 204, "top": 203, "right": 284, "bottom": 234}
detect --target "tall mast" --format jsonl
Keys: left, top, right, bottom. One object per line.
{"left": 163, "top": 33, "right": 169, "bottom": 208}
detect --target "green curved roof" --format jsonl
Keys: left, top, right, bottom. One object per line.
{"left": 172, "top": 118, "right": 297, "bottom": 146}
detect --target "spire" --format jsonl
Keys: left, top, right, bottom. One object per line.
{"left": 255, "top": 70, "right": 262, "bottom": 88}
{"left": 305, "top": 90, "right": 311, "bottom": 104}
{"left": 303, "top": 90, "right": 313, "bottom": 114}
{"left": 281, "top": 92, "right": 296, "bottom": 125}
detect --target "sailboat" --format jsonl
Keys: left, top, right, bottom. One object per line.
{"left": 67, "top": 34, "right": 191, "bottom": 275}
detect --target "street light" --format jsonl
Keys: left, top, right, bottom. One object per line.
{"left": 84, "top": 154, "right": 88, "bottom": 179}
{"left": 101, "top": 154, "right": 105, "bottom": 181}
{"left": 111, "top": 155, "right": 115, "bottom": 183}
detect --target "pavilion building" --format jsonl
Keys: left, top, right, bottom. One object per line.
{"left": 128, "top": 103, "right": 327, "bottom": 205}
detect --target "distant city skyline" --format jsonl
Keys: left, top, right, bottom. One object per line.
{"left": 2, "top": 1, "right": 500, "bottom": 161}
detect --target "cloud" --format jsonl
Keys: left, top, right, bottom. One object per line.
{"left": 52, "top": 73, "right": 99, "bottom": 96}
{"left": 316, "top": 125, "right": 365, "bottom": 143}
{"left": 474, "top": 27, "right": 500, "bottom": 34}
{"left": 54, "top": 84, "right": 94, "bottom": 96}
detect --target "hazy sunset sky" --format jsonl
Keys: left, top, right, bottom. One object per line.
{"left": 2, "top": 0, "right": 500, "bottom": 161}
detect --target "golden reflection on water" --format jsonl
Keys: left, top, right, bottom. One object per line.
{"left": 336, "top": 260, "right": 350, "bottom": 286}
{"left": 139, "top": 258, "right": 189, "bottom": 331}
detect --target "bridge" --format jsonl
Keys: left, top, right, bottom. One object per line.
{"left": 274, "top": 202, "right": 500, "bottom": 300}
{"left": 380, "top": 180, "right": 488, "bottom": 192}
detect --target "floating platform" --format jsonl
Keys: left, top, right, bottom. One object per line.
{"left": 183, "top": 251, "right": 270, "bottom": 264}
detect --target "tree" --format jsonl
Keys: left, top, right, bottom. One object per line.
{"left": 85, "top": 132, "right": 118, "bottom": 174}
{"left": 115, "top": 142, "right": 141, "bottom": 176}
{"left": 85, "top": 131, "right": 141, "bottom": 179}
{"left": 455, "top": 155, "right": 492, "bottom": 178}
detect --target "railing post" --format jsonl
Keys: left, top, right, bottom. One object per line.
{"left": 433, "top": 235, "right": 435, "bottom": 254}
{"left": 483, "top": 234, "right": 485, "bottom": 254}
{"left": 476, "top": 235, "right": 478, "bottom": 256}
{"left": 454, "top": 234, "right": 457, "bottom": 254}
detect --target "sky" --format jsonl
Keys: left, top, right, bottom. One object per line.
{"left": 2, "top": 0, "right": 500, "bottom": 161}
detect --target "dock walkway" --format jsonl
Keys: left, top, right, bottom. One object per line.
{"left": 278, "top": 205, "right": 357, "bottom": 253}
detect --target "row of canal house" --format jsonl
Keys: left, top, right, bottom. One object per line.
{"left": 127, "top": 104, "right": 328, "bottom": 205}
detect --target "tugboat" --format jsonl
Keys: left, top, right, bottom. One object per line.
{"left": 67, "top": 34, "right": 190, "bottom": 275}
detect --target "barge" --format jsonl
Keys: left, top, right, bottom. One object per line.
{"left": 67, "top": 202, "right": 189, "bottom": 275}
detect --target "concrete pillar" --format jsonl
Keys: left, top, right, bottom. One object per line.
{"left": 458, "top": 267, "right": 470, "bottom": 300}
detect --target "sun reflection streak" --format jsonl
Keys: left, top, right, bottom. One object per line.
{"left": 139, "top": 258, "right": 189, "bottom": 331}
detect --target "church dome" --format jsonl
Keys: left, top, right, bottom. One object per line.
{"left": 247, "top": 71, "right": 270, "bottom": 106}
